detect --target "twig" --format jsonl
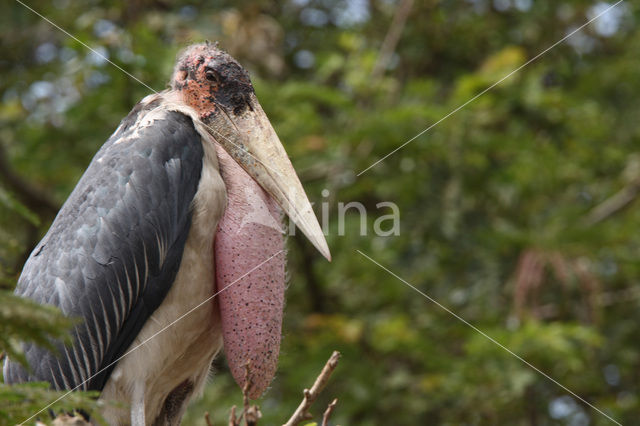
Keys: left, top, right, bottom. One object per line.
{"left": 321, "top": 399, "right": 338, "bottom": 426}
{"left": 205, "top": 411, "right": 213, "bottom": 426}
{"left": 240, "top": 362, "right": 262, "bottom": 426}
{"left": 244, "top": 406, "right": 262, "bottom": 426}
{"left": 228, "top": 406, "right": 238, "bottom": 426}
{"left": 282, "top": 351, "right": 341, "bottom": 426}
{"left": 243, "top": 363, "right": 251, "bottom": 424}
{"left": 584, "top": 180, "right": 640, "bottom": 225}
{"left": 371, "top": 0, "right": 414, "bottom": 81}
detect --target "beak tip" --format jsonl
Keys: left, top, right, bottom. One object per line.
{"left": 318, "top": 238, "right": 332, "bottom": 262}
{"left": 310, "top": 238, "right": 331, "bottom": 262}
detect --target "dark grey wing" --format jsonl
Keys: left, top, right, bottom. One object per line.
{"left": 3, "top": 107, "right": 204, "bottom": 391}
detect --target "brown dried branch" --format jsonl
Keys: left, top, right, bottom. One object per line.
{"left": 226, "top": 362, "right": 262, "bottom": 426}
{"left": 228, "top": 406, "right": 238, "bottom": 426}
{"left": 371, "top": 0, "right": 414, "bottom": 81}
{"left": 205, "top": 411, "right": 213, "bottom": 426}
{"left": 243, "top": 363, "right": 251, "bottom": 423}
{"left": 512, "top": 249, "right": 603, "bottom": 323}
{"left": 224, "top": 352, "right": 340, "bottom": 426}
{"left": 241, "top": 361, "right": 262, "bottom": 426}
{"left": 244, "top": 405, "right": 262, "bottom": 426}
{"left": 282, "top": 351, "right": 341, "bottom": 426}
{"left": 584, "top": 180, "right": 640, "bottom": 225}
{"left": 321, "top": 398, "right": 338, "bottom": 426}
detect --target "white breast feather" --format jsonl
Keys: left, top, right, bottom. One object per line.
{"left": 100, "top": 100, "right": 227, "bottom": 424}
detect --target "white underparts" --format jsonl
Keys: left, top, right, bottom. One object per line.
{"left": 131, "top": 381, "right": 145, "bottom": 426}
{"left": 100, "top": 96, "right": 228, "bottom": 425}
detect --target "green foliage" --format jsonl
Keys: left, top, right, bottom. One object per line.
{"left": 0, "top": 291, "right": 75, "bottom": 367}
{"left": 0, "top": 290, "right": 103, "bottom": 423}
{"left": 0, "top": 382, "right": 102, "bottom": 426}
{"left": 3, "top": 0, "right": 640, "bottom": 425}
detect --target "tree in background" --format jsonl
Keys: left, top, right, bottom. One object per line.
{"left": 2, "top": 1, "right": 640, "bottom": 424}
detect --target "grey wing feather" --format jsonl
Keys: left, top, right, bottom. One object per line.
{"left": 3, "top": 106, "right": 205, "bottom": 391}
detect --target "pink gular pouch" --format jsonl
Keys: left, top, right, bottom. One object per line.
{"left": 214, "top": 145, "right": 286, "bottom": 399}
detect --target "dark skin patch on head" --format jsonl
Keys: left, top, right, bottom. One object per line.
{"left": 170, "top": 44, "right": 255, "bottom": 119}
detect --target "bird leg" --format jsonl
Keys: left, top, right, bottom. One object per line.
{"left": 131, "top": 381, "right": 146, "bottom": 426}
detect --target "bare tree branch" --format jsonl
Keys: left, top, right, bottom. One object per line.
{"left": 228, "top": 406, "right": 238, "bottom": 426}
{"left": 321, "top": 398, "right": 338, "bottom": 426}
{"left": 282, "top": 351, "right": 341, "bottom": 426}
{"left": 222, "top": 351, "right": 341, "bottom": 426}
{"left": 235, "top": 362, "right": 261, "bottom": 426}
{"left": 243, "top": 363, "right": 251, "bottom": 424}
{"left": 244, "top": 405, "right": 261, "bottom": 426}
{"left": 371, "top": 0, "right": 414, "bottom": 81}
{"left": 584, "top": 180, "right": 640, "bottom": 225}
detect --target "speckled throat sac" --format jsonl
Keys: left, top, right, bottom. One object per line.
{"left": 213, "top": 144, "right": 285, "bottom": 399}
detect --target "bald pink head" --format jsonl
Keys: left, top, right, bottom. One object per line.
{"left": 173, "top": 43, "right": 288, "bottom": 398}
{"left": 170, "top": 42, "right": 331, "bottom": 398}
{"left": 171, "top": 43, "right": 254, "bottom": 121}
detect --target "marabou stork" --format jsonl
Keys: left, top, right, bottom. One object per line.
{"left": 3, "top": 43, "right": 330, "bottom": 425}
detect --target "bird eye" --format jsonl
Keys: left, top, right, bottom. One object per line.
{"left": 205, "top": 69, "right": 219, "bottom": 83}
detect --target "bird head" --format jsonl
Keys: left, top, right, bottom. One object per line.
{"left": 171, "top": 43, "right": 330, "bottom": 261}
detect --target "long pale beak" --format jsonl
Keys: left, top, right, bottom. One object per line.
{"left": 206, "top": 92, "right": 331, "bottom": 261}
